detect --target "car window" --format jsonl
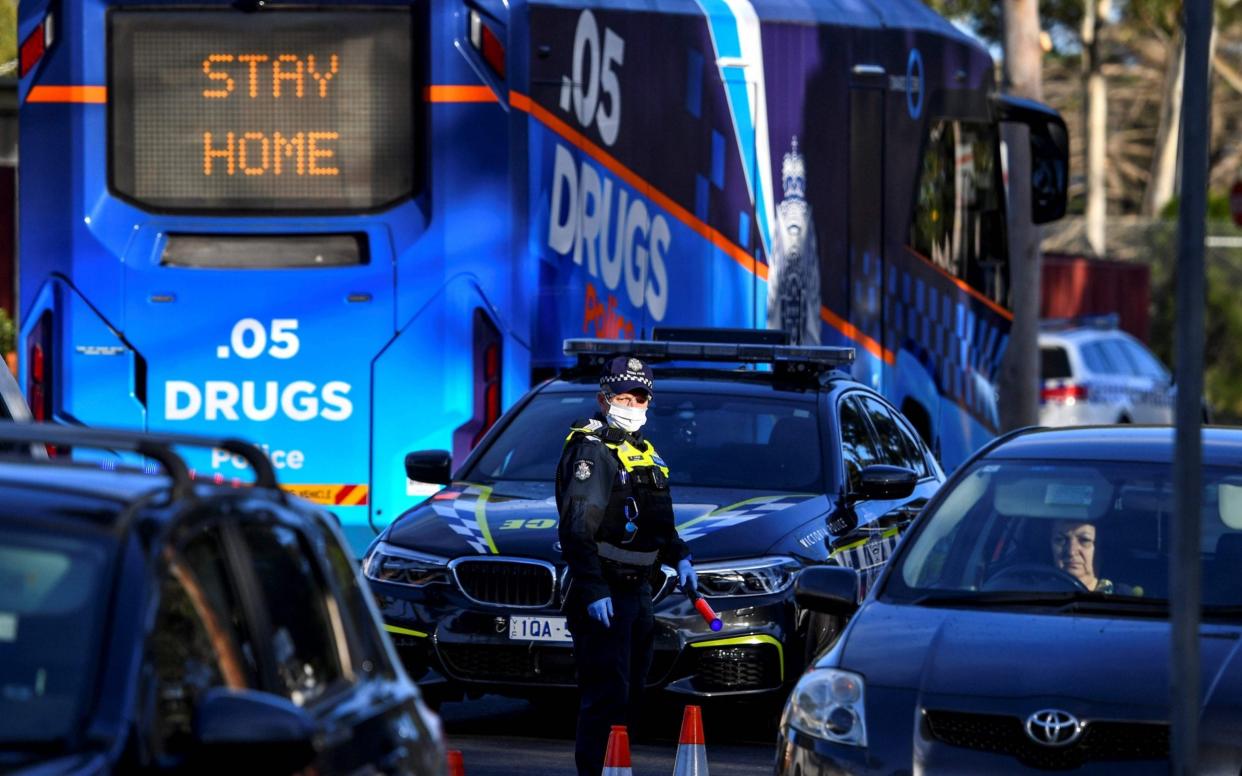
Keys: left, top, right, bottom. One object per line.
{"left": 239, "top": 521, "right": 347, "bottom": 705}
{"left": 0, "top": 525, "right": 109, "bottom": 747}
{"left": 839, "top": 396, "right": 879, "bottom": 491}
{"left": 150, "top": 526, "right": 262, "bottom": 760}
{"left": 468, "top": 390, "right": 824, "bottom": 492}
{"left": 886, "top": 459, "right": 1242, "bottom": 608}
{"left": 1100, "top": 339, "right": 1139, "bottom": 377}
{"left": 1040, "top": 346, "right": 1072, "bottom": 380}
{"left": 1082, "top": 341, "right": 1135, "bottom": 376}
{"left": 858, "top": 397, "right": 928, "bottom": 477}
{"left": 1120, "top": 339, "right": 1168, "bottom": 381}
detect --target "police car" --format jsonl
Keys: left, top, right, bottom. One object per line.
{"left": 0, "top": 425, "right": 443, "bottom": 775}
{"left": 1039, "top": 317, "right": 1176, "bottom": 426}
{"left": 365, "top": 331, "right": 944, "bottom": 702}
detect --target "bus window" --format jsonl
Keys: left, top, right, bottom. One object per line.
{"left": 910, "top": 121, "right": 1008, "bottom": 307}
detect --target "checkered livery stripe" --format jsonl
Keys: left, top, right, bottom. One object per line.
{"left": 432, "top": 485, "right": 497, "bottom": 555}
{"left": 881, "top": 251, "right": 1011, "bottom": 429}
{"left": 676, "top": 494, "right": 814, "bottom": 542}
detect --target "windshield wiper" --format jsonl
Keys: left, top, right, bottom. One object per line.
{"left": 912, "top": 591, "right": 1081, "bottom": 607}
{"left": 0, "top": 738, "right": 70, "bottom": 754}
{"left": 1202, "top": 604, "right": 1242, "bottom": 621}
{"left": 912, "top": 590, "right": 1168, "bottom": 616}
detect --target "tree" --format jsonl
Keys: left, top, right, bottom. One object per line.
{"left": 1083, "top": 1, "right": 1110, "bottom": 254}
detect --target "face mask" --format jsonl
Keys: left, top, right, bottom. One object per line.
{"left": 606, "top": 402, "right": 647, "bottom": 433}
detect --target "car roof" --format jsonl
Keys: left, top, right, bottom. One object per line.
{"left": 1039, "top": 328, "right": 1133, "bottom": 346}
{"left": 987, "top": 426, "right": 1242, "bottom": 465}
{"left": 544, "top": 367, "right": 860, "bottom": 399}
{"left": 0, "top": 461, "right": 275, "bottom": 525}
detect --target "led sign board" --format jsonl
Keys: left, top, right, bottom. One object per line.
{"left": 110, "top": 10, "right": 413, "bottom": 212}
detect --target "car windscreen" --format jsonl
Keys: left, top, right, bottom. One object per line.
{"left": 465, "top": 389, "right": 824, "bottom": 492}
{"left": 885, "top": 459, "right": 1242, "bottom": 610}
{"left": 0, "top": 524, "right": 110, "bottom": 747}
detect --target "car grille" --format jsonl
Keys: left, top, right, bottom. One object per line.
{"left": 438, "top": 643, "right": 578, "bottom": 685}
{"left": 923, "top": 710, "right": 1169, "bottom": 769}
{"left": 438, "top": 643, "right": 675, "bottom": 687}
{"left": 452, "top": 558, "right": 556, "bottom": 607}
{"left": 691, "top": 645, "right": 782, "bottom": 693}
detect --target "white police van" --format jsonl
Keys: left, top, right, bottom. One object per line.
{"left": 1038, "top": 316, "right": 1175, "bottom": 426}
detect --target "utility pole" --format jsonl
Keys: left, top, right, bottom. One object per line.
{"left": 1171, "top": 0, "right": 1212, "bottom": 771}
{"left": 998, "top": 0, "right": 1044, "bottom": 431}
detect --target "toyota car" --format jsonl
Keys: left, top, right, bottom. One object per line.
{"left": 364, "top": 334, "right": 943, "bottom": 703}
{"left": 779, "top": 426, "right": 1242, "bottom": 773}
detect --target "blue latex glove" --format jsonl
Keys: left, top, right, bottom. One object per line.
{"left": 677, "top": 558, "right": 697, "bottom": 592}
{"left": 587, "top": 596, "right": 613, "bottom": 628}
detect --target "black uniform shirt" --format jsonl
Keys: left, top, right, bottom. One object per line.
{"left": 555, "top": 415, "right": 689, "bottom": 605}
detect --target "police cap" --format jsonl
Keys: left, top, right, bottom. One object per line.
{"left": 600, "top": 356, "right": 654, "bottom": 397}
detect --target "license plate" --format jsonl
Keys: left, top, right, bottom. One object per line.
{"left": 508, "top": 614, "right": 572, "bottom": 643}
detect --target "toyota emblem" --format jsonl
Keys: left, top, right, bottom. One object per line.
{"left": 1024, "top": 709, "right": 1083, "bottom": 747}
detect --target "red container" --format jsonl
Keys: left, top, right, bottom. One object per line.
{"left": 1041, "top": 253, "right": 1150, "bottom": 342}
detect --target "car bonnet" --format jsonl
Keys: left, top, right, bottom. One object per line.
{"left": 381, "top": 482, "right": 828, "bottom": 560}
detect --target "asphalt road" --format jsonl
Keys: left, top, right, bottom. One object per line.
{"left": 438, "top": 693, "right": 779, "bottom": 775}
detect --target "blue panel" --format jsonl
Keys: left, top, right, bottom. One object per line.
{"left": 738, "top": 211, "right": 751, "bottom": 248}
{"left": 711, "top": 130, "right": 726, "bottom": 189}
{"left": 695, "top": 174, "right": 710, "bottom": 222}
{"left": 686, "top": 48, "right": 704, "bottom": 119}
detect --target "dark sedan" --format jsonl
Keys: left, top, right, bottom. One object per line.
{"left": 778, "top": 426, "right": 1242, "bottom": 774}
{"left": 365, "top": 336, "right": 944, "bottom": 703}
{"left": 0, "top": 425, "right": 444, "bottom": 775}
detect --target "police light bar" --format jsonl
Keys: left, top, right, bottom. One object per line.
{"left": 563, "top": 338, "right": 855, "bottom": 369}
{"left": 1039, "top": 313, "right": 1119, "bottom": 332}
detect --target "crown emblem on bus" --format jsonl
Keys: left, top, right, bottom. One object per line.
{"left": 781, "top": 136, "right": 806, "bottom": 200}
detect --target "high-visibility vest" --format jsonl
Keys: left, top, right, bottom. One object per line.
{"left": 564, "top": 420, "right": 670, "bottom": 478}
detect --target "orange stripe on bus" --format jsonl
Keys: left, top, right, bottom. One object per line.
{"left": 509, "top": 90, "right": 897, "bottom": 365}
{"left": 821, "top": 307, "right": 894, "bottom": 365}
{"left": 510, "top": 91, "right": 767, "bottom": 283}
{"left": 903, "top": 246, "right": 1015, "bottom": 322}
{"left": 27, "top": 85, "right": 107, "bottom": 104}
{"left": 425, "top": 85, "right": 498, "bottom": 103}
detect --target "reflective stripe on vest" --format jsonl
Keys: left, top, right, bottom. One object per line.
{"left": 597, "top": 543, "right": 660, "bottom": 566}
{"left": 565, "top": 424, "right": 670, "bottom": 477}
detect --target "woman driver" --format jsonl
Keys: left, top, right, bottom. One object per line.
{"left": 1050, "top": 520, "right": 1141, "bottom": 595}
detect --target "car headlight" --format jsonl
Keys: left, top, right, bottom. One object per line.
{"left": 783, "top": 668, "right": 868, "bottom": 747}
{"left": 363, "top": 542, "right": 451, "bottom": 587}
{"left": 694, "top": 556, "right": 800, "bottom": 597}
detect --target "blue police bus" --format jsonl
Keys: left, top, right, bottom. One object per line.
{"left": 17, "top": 0, "right": 1066, "bottom": 553}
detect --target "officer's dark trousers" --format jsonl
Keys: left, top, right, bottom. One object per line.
{"left": 567, "top": 582, "right": 653, "bottom": 776}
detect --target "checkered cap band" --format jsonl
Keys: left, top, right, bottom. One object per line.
{"left": 599, "top": 355, "right": 654, "bottom": 395}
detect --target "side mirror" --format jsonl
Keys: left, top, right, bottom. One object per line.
{"left": 795, "top": 565, "right": 860, "bottom": 616}
{"left": 993, "top": 94, "right": 1069, "bottom": 225}
{"left": 856, "top": 465, "right": 919, "bottom": 501}
{"left": 404, "top": 449, "right": 453, "bottom": 486}
{"left": 193, "top": 688, "right": 316, "bottom": 773}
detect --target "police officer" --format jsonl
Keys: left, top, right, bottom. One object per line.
{"left": 556, "top": 355, "right": 695, "bottom": 776}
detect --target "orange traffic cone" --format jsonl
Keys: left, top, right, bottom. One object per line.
{"left": 672, "top": 705, "right": 708, "bottom": 775}
{"left": 446, "top": 749, "right": 465, "bottom": 776}
{"left": 602, "top": 724, "right": 633, "bottom": 776}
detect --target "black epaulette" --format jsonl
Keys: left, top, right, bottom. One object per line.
{"left": 600, "top": 426, "right": 626, "bottom": 444}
